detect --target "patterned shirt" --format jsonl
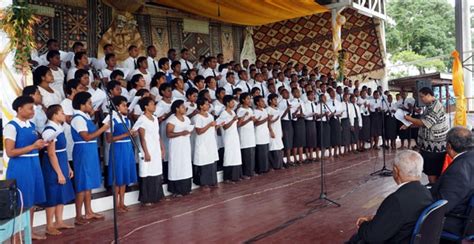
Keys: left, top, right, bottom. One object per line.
{"left": 418, "top": 100, "right": 448, "bottom": 153}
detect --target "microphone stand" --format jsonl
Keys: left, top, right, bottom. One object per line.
{"left": 370, "top": 94, "right": 392, "bottom": 177}
{"left": 306, "top": 102, "right": 341, "bottom": 207}
{"left": 99, "top": 79, "right": 139, "bottom": 244}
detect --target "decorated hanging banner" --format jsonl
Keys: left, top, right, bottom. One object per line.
{"left": 451, "top": 50, "right": 467, "bottom": 127}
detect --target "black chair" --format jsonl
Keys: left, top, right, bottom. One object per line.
{"left": 411, "top": 200, "right": 448, "bottom": 244}
{"left": 441, "top": 195, "right": 474, "bottom": 242}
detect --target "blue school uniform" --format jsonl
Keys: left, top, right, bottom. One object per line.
{"left": 71, "top": 113, "right": 102, "bottom": 192}
{"left": 41, "top": 124, "right": 75, "bottom": 207}
{"left": 107, "top": 115, "right": 137, "bottom": 186}
{"left": 6, "top": 120, "right": 46, "bottom": 208}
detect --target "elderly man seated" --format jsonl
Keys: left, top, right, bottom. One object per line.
{"left": 347, "top": 150, "right": 433, "bottom": 244}
{"left": 431, "top": 127, "right": 474, "bottom": 238}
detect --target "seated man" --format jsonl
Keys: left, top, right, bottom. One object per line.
{"left": 348, "top": 150, "right": 433, "bottom": 243}
{"left": 431, "top": 127, "right": 474, "bottom": 236}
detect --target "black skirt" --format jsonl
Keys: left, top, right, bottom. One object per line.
{"left": 281, "top": 120, "right": 294, "bottom": 150}
{"left": 398, "top": 121, "right": 411, "bottom": 140}
{"left": 350, "top": 118, "right": 360, "bottom": 144}
{"left": 193, "top": 163, "right": 217, "bottom": 186}
{"left": 162, "top": 161, "right": 169, "bottom": 183}
{"left": 305, "top": 120, "right": 318, "bottom": 148}
{"left": 223, "top": 165, "right": 242, "bottom": 181}
{"left": 269, "top": 150, "right": 283, "bottom": 169}
{"left": 293, "top": 118, "right": 306, "bottom": 148}
{"left": 139, "top": 175, "right": 164, "bottom": 204}
{"left": 370, "top": 112, "right": 383, "bottom": 137}
{"left": 217, "top": 148, "right": 225, "bottom": 171}
{"left": 329, "top": 117, "right": 341, "bottom": 147}
{"left": 255, "top": 144, "right": 270, "bottom": 174}
{"left": 384, "top": 114, "right": 398, "bottom": 140}
{"left": 241, "top": 147, "right": 256, "bottom": 177}
{"left": 420, "top": 150, "right": 445, "bottom": 176}
{"left": 168, "top": 178, "right": 192, "bottom": 195}
{"left": 317, "top": 121, "right": 331, "bottom": 149}
{"left": 340, "top": 118, "right": 351, "bottom": 146}
{"left": 360, "top": 116, "right": 371, "bottom": 141}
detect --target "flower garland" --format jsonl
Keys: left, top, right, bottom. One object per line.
{"left": 0, "top": 1, "right": 39, "bottom": 73}
{"left": 337, "top": 49, "right": 347, "bottom": 82}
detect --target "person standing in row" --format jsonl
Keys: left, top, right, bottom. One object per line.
{"left": 134, "top": 97, "right": 166, "bottom": 205}
{"left": 237, "top": 93, "right": 256, "bottom": 178}
{"left": 193, "top": 99, "right": 219, "bottom": 189}
{"left": 267, "top": 93, "right": 284, "bottom": 169}
{"left": 303, "top": 91, "right": 318, "bottom": 161}
{"left": 253, "top": 95, "right": 270, "bottom": 173}
{"left": 166, "top": 100, "right": 193, "bottom": 197}
{"left": 218, "top": 95, "right": 243, "bottom": 182}
{"left": 41, "top": 105, "right": 75, "bottom": 235}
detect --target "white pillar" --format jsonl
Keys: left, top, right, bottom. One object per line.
{"left": 455, "top": 0, "right": 473, "bottom": 98}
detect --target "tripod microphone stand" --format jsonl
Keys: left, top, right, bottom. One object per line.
{"left": 370, "top": 94, "right": 392, "bottom": 177}
{"left": 306, "top": 102, "right": 341, "bottom": 207}
{"left": 99, "top": 79, "right": 140, "bottom": 244}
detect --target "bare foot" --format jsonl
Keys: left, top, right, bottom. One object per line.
{"left": 85, "top": 212, "right": 105, "bottom": 220}
{"left": 117, "top": 207, "right": 127, "bottom": 213}
{"left": 54, "top": 222, "right": 75, "bottom": 229}
{"left": 74, "top": 216, "right": 89, "bottom": 226}
{"left": 46, "top": 226, "right": 62, "bottom": 236}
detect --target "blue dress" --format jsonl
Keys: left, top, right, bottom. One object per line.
{"left": 6, "top": 121, "right": 46, "bottom": 209}
{"left": 41, "top": 126, "right": 75, "bottom": 207}
{"left": 71, "top": 114, "right": 102, "bottom": 192}
{"left": 107, "top": 117, "right": 137, "bottom": 186}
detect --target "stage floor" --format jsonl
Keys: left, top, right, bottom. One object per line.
{"left": 34, "top": 149, "right": 409, "bottom": 244}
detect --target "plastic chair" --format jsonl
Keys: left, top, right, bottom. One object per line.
{"left": 441, "top": 195, "right": 474, "bottom": 242}
{"left": 411, "top": 200, "right": 448, "bottom": 244}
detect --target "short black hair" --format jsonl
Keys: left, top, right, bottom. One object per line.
{"left": 158, "top": 58, "right": 169, "bottom": 69}
{"left": 46, "top": 39, "right": 58, "bottom": 47}
{"left": 186, "top": 87, "right": 198, "bottom": 98}
{"left": 136, "top": 88, "right": 149, "bottom": 97}
{"left": 447, "top": 127, "right": 473, "bottom": 153}
{"left": 159, "top": 83, "right": 172, "bottom": 96}
{"left": 72, "top": 41, "right": 84, "bottom": 50}
{"left": 46, "top": 50, "right": 60, "bottom": 61}
{"left": 22, "top": 85, "right": 38, "bottom": 97}
{"left": 65, "top": 79, "right": 81, "bottom": 96}
{"left": 171, "top": 60, "right": 181, "bottom": 69}
{"left": 74, "top": 69, "right": 89, "bottom": 80}
{"left": 46, "top": 104, "right": 63, "bottom": 120}
{"left": 196, "top": 98, "right": 207, "bottom": 110}
{"left": 171, "top": 99, "right": 184, "bottom": 114}
{"left": 131, "top": 74, "right": 144, "bottom": 88}
{"left": 137, "top": 56, "right": 147, "bottom": 66}
{"left": 267, "top": 93, "right": 278, "bottom": 104}
{"left": 223, "top": 95, "right": 234, "bottom": 107}
{"left": 239, "top": 92, "right": 250, "bottom": 104}
{"left": 419, "top": 87, "right": 434, "bottom": 96}
{"left": 110, "top": 69, "right": 124, "bottom": 80}
{"left": 170, "top": 78, "right": 181, "bottom": 89}
{"left": 180, "top": 48, "right": 188, "bottom": 54}
{"left": 33, "top": 65, "right": 50, "bottom": 86}
{"left": 105, "top": 53, "right": 115, "bottom": 62}
{"left": 12, "top": 96, "right": 34, "bottom": 112}
{"left": 128, "top": 45, "right": 137, "bottom": 52}
{"left": 72, "top": 91, "right": 91, "bottom": 110}
{"left": 150, "top": 72, "right": 166, "bottom": 88}
{"left": 194, "top": 75, "right": 205, "bottom": 85}
{"left": 106, "top": 80, "right": 121, "bottom": 93}
{"left": 112, "top": 95, "right": 127, "bottom": 107}
{"left": 147, "top": 45, "right": 156, "bottom": 52}
{"left": 139, "top": 96, "right": 154, "bottom": 111}
{"left": 74, "top": 51, "right": 87, "bottom": 66}
{"left": 103, "top": 43, "right": 113, "bottom": 50}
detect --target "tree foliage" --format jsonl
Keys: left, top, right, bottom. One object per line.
{"left": 392, "top": 50, "right": 446, "bottom": 74}
{"left": 386, "top": 0, "right": 455, "bottom": 71}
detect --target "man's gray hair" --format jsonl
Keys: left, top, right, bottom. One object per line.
{"left": 447, "top": 127, "right": 473, "bottom": 153}
{"left": 394, "top": 150, "right": 424, "bottom": 178}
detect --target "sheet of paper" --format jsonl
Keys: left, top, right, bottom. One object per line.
{"left": 395, "top": 109, "right": 412, "bottom": 127}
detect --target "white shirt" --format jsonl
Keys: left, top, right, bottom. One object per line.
{"left": 120, "top": 56, "right": 138, "bottom": 77}
{"left": 340, "top": 101, "right": 351, "bottom": 119}
{"left": 327, "top": 98, "right": 342, "bottom": 117}
{"left": 92, "top": 56, "right": 107, "bottom": 71}
{"left": 192, "top": 113, "right": 219, "bottom": 166}
{"left": 357, "top": 97, "right": 370, "bottom": 116}
{"left": 71, "top": 110, "right": 91, "bottom": 133}
{"left": 236, "top": 80, "right": 252, "bottom": 94}
{"left": 38, "top": 86, "right": 63, "bottom": 108}
{"left": 267, "top": 106, "right": 284, "bottom": 151}
{"left": 254, "top": 108, "right": 270, "bottom": 145}
{"left": 3, "top": 118, "right": 33, "bottom": 141}
{"left": 223, "top": 82, "right": 238, "bottom": 96}
{"left": 67, "top": 67, "right": 94, "bottom": 89}
{"left": 303, "top": 101, "right": 318, "bottom": 120}
{"left": 179, "top": 58, "right": 194, "bottom": 73}
{"left": 172, "top": 89, "right": 186, "bottom": 101}
{"left": 278, "top": 99, "right": 292, "bottom": 121}
{"left": 289, "top": 98, "right": 305, "bottom": 121}
{"left": 368, "top": 98, "right": 382, "bottom": 113}
{"left": 203, "top": 67, "right": 218, "bottom": 78}
{"left": 60, "top": 98, "right": 74, "bottom": 160}
{"left": 147, "top": 56, "right": 159, "bottom": 77}
{"left": 33, "top": 105, "right": 47, "bottom": 133}
{"left": 253, "top": 82, "right": 269, "bottom": 97}
{"left": 133, "top": 114, "right": 163, "bottom": 177}
{"left": 348, "top": 102, "right": 363, "bottom": 127}
{"left": 42, "top": 121, "right": 64, "bottom": 143}
{"left": 129, "top": 69, "right": 152, "bottom": 89}
{"left": 50, "top": 68, "right": 66, "bottom": 99}
{"left": 236, "top": 107, "right": 256, "bottom": 149}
